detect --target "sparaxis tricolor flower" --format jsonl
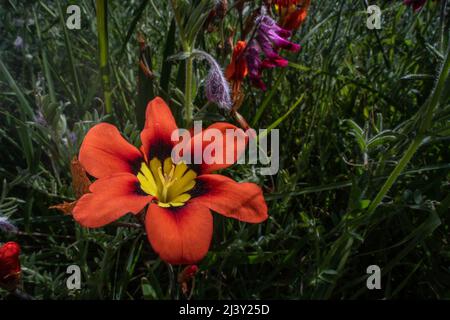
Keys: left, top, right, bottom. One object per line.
{"left": 72, "top": 97, "right": 268, "bottom": 264}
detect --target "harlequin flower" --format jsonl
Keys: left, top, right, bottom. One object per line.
{"left": 73, "top": 97, "right": 268, "bottom": 264}
{"left": 404, "top": 0, "right": 427, "bottom": 11}
{"left": 0, "top": 241, "right": 21, "bottom": 291}
{"left": 225, "top": 41, "right": 248, "bottom": 98}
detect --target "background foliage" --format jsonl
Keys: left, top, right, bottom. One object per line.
{"left": 0, "top": 0, "right": 449, "bottom": 299}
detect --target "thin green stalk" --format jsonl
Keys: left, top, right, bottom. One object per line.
{"left": 169, "top": 0, "right": 187, "bottom": 47}
{"left": 367, "top": 45, "right": 450, "bottom": 216}
{"left": 117, "top": 0, "right": 150, "bottom": 61}
{"left": 258, "top": 94, "right": 304, "bottom": 140}
{"left": 366, "top": 138, "right": 422, "bottom": 215}
{"left": 439, "top": 0, "right": 448, "bottom": 52}
{"left": 184, "top": 56, "right": 194, "bottom": 128}
{"left": 96, "top": 0, "right": 113, "bottom": 114}
{"left": 0, "top": 58, "right": 33, "bottom": 118}
{"left": 252, "top": 69, "right": 286, "bottom": 126}
{"left": 170, "top": 0, "right": 194, "bottom": 127}
{"left": 33, "top": 8, "right": 56, "bottom": 104}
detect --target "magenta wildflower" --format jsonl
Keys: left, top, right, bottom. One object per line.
{"left": 246, "top": 41, "right": 266, "bottom": 91}
{"left": 257, "top": 16, "right": 301, "bottom": 52}
{"left": 245, "top": 14, "right": 301, "bottom": 91}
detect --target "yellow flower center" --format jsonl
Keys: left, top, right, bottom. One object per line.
{"left": 137, "top": 157, "right": 197, "bottom": 208}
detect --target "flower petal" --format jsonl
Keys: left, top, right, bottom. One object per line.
{"left": 79, "top": 123, "right": 143, "bottom": 178}
{"left": 73, "top": 173, "right": 152, "bottom": 228}
{"left": 141, "top": 97, "right": 179, "bottom": 161}
{"left": 145, "top": 202, "right": 213, "bottom": 264}
{"left": 190, "top": 174, "right": 268, "bottom": 223}
{"left": 180, "top": 123, "right": 248, "bottom": 174}
{"left": 225, "top": 41, "right": 248, "bottom": 81}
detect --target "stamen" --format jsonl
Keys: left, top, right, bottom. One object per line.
{"left": 137, "top": 157, "right": 196, "bottom": 207}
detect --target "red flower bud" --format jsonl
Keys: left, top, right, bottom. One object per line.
{"left": 0, "top": 241, "right": 21, "bottom": 291}
{"left": 178, "top": 265, "right": 199, "bottom": 283}
{"left": 178, "top": 265, "right": 199, "bottom": 298}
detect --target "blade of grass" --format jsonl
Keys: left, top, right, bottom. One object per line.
{"left": 160, "top": 18, "right": 177, "bottom": 101}
{"left": 33, "top": 7, "right": 56, "bottom": 104}
{"left": 0, "top": 57, "right": 33, "bottom": 117}
{"left": 136, "top": 40, "right": 155, "bottom": 129}
{"left": 252, "top": 69, "right": 287, "bottom": 126}
{"left": 96, "top": 0, "right": 113, "bottom": 114}
{"left": 56, "top": 1, "right": 82, "bottom": 106}
{"left": 258, "top": 94, "right": 304, "bottom": 140}
{"left": 117, "top": 0, "right": 150, "bottom": 60}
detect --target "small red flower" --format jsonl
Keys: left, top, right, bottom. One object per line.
{"left": 73, "top": 97, "right": 268, "bottom": 265}
{"left": 0, "top": 241, "right": 21, "bottom": 291}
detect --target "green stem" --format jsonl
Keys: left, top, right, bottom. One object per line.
{"left": 169, "top": 0, "right": 193, "bottom": 127}
{"left": 439, "top": 0, "right": 448, "bottom": 52}
{"left": 184, "top": 55, "right": 194, "bottom": 128}
{"left": 169, "top": 0, "right": 186, "bottom": 47}
{"left": 367, "top": 45, "right": 450, "bottom": 216}
{"left": 96, "top": 0, "right": 112, "bottom": 114}
{"left": 366, "top": 137, "right": 422, "bottom": 215}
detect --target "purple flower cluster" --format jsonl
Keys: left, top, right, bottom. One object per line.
{"left": 246, "top": 15, "right": 301, "bottom": 90}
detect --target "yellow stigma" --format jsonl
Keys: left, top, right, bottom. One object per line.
{"left": 137, "top": 157, "right": 197, "bottom": 207}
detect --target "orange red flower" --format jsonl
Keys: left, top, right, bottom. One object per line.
{"left": 225, "top": 41, "right": 248, "bottom": 99}
{"left": 0, "top": 241, "right": 21, "bottom": 291}
{"left": 73, "top": 97, "right": 268, "bottom": 265}
{"left": 275, "top": 0, "right": 311, "bottom": 31}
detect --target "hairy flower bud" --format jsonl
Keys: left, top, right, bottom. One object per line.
{"left": 195, "top": 50, "right": 232, "bottom": 110}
